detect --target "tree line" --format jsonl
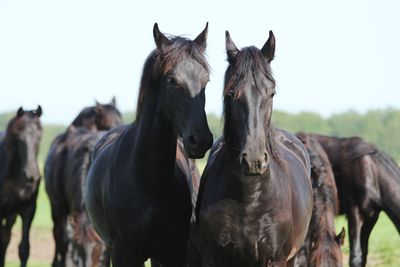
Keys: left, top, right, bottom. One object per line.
{"left": 1, "top": 108, "right": 399, "bottom": 163}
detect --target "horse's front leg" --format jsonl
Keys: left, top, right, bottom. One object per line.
{"left": 19, "top": 201, "right": 37, "bottom": 267}
{"left": 347, "top": 205, "right": 379, "bottom": 267}
{"left": 0, "top": 214, "right": 17, "bottom": 267}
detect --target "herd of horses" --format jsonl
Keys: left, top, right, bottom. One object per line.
{"left": 0, "top": 23, "right": 399, "bottom": 267}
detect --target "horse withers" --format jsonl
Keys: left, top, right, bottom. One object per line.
{"left": 195, "top": 31, "right": 313, "bottom": 267}
{"left": 85, "top": 23, "right": 212, "bottom": 267}
{"left": 0, "top": 106, "right": 43, "bottom": 267}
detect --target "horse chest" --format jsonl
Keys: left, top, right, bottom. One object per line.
{"left": 0, "top": 179, "right": 37, "bottom": 208}
{"left": 201, "top": 200, "right": 290, "bottom": 264}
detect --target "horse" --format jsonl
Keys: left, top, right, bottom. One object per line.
{"left": 45, "top": 98, "right": 122, "bottom": 267}
{"left": 294, "top": 133, "right": 345, "bottom": 267}
{"left": 59, "top": 128, "right": 109, "bottom": 267}
{"left": 0, "top": 106, "right": 43, "bottom": 267}
{"left": 195, "top": 31, "right": 313, "bottom": 267}
{"left": 71, "top": 97, "right": 122, "bottom": 131}
{"left": 85, "top": 23, "right": 213, "bottom": 267}
{"left": 310, "top": 134, "right": 400, "bottom": 267}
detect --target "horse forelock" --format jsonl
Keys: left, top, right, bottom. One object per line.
{"left": 136, "top": 36, "right": 209, "bottom": 120}
{"left": 223, "top": 46, "right": 275, "bottom": 97}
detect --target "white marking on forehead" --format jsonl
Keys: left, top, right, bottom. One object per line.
{"left": 173, "top": 58, "right": 208, "bottom": 98}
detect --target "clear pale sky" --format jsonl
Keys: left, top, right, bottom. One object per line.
{"left": 1, "top": 0, "right": 399, "bottom": 124}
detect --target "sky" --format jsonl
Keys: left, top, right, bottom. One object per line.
{"left": 1, "top": 0, "right": 399, "bottom": 124}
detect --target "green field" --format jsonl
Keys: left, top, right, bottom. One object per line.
{"left": 5, "top": 167, "right": 400, "bottom": 267}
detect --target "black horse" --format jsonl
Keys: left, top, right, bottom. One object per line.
{"left": 311, "top": 134, "right": 400, "bottom": 267}
{"left": 85, "top": 23, "right": 213, "bottom": 267}
{"left": 60, "top": 128, "right": 109, "bottom": 267}
{"left": 45, "top": 98, "right": 122, "bottom": 267}
{"left": 71, "top": 97, "right": 122, "bottom": 131}
{"left": 195, "top": 31, "right": 313, "bottom": 267}
{"left": 294, "top": 133, "right": 345, "bottom": 267}
{"left": 0, "top": 106, "right": 43, "bottom": 267}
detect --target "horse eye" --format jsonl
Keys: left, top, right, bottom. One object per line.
{"left": 167, "top": 77, "right": 177, "bottom": 86}
{"left": 271, "top": 92, "right": 276, "bottom": 98}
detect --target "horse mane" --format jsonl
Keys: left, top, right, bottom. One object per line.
{"left": 222, "top": 46, "right": 280, "bottom": 164}
{"left": 307, "top": 138, "right": 341, "bottom": 266}
{"left": 135, "top": 36, "right": 209, "bottom": 121}
{"left": 71, "top": 107, "right": 98, "bottom": 127}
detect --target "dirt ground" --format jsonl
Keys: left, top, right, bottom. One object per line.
{"left": 7, "top": 227, "right": 54, "bottom": 263}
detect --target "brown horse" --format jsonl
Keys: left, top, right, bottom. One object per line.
{"left": 311, "top": 133, "right": 400, "bottom": 267}
{"left": 85, "top": 23, "right": 212, "bottom": 267}
{"left": 195, "top": 31, "right": 313, "bottom": 267}
{"left": 45, "top": 98, "right": 122, "bottom": 267}
{"left": 294, "top": 133, "right": 345, "bottom": 267}
{"left": 0, "top": 106, "right": 43, "bottom": 267}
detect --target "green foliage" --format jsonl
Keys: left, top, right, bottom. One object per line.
{"left": 0, "top": 112, "right": 14, "bottom": 130}
{"left": 208, "top": 108, "right": 400, "bottom": 162}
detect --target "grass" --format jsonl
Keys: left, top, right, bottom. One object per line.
{"left": 5, "top": 161, "right": 400, "bottom": 266}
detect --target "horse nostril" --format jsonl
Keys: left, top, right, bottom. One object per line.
{"left": 255, "top": 160, "right": 262, "bottom": 169}
{"left": 241, "top": 153, "right": 249, "bottom": 167}
{"left": 188, "top": 135, "right": 199, "bottom": 147}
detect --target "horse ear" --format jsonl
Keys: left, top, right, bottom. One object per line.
{"left": 261, "top": 31, "right": 275, "bottom": 63}
{"left": 194, "top": 22, "right": 208, "bottom": 50}
{"left": 225, "top": 31, "right": 239, "bottom": 63}
{"left": 110, "top": 96, "right": 117, "bottom": 107}
{"left": 94, "top": 102, "right": 105, "bottom": 115}
{"left": 153, "top": 23, "right": 171, "bottom": 51}
{"left": 17, "top": 107, "right": 24, "bottom": 117}
{"left": 36, "top": 105, "right": 42, "bottom": 117}
{"left": 335, "top": 227, "right": 345, "bottom": 246}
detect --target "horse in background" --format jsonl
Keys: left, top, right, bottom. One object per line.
{"left": 294, "top": 133, "right": 345, "bottom": 267}
{"left": 71, "top": 97, "right": 122, "bottom": 131}
{"left": 45, "top": 98, "right": 122, "bottom": 267}
{"left": 61, "top": 128, "right": 109, "bottom": 267}
{"left": 311, "top": 134, "right": 400, "bottom": 267}
{"left": 195, "top": 31, "right": 312, "bottom": 267}
{"left": 85, "top": 23, "right": 212, "bottom": 267}
{"left": 0, "top": 106, "right": 43, "bottom": 267}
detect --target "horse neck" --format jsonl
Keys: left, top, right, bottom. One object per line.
{"left": 132, "top": 87, "right": 177, "bottom": 182}
{"left": 310, "top": 190, "right": 337, "bottom": 246}
{"left": 308, "top": 195, "right": 338, "bottom": 266}
{"left": 0, "top": 139, "right": 11, "bottom": 184}
{"left": 1, "top": 135, "right": 21, "bottom": 179}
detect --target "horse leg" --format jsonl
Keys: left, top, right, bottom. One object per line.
{"left": 51, "top": 205, "right": 68, "bottom": 267}
{"left": 111, "top": 241, "right": 144, "bottom": 267}
{"left": 19, "top": 200, "right": 37, "bottom": 267}
{"left": 347, "top": 206, "right": 379, "bottom": 267}
{"left": 0, "top": 214, "right": 17, "bottom": 267}
{"left": 359, "top": 211, "right": 379, "bottom": 267}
